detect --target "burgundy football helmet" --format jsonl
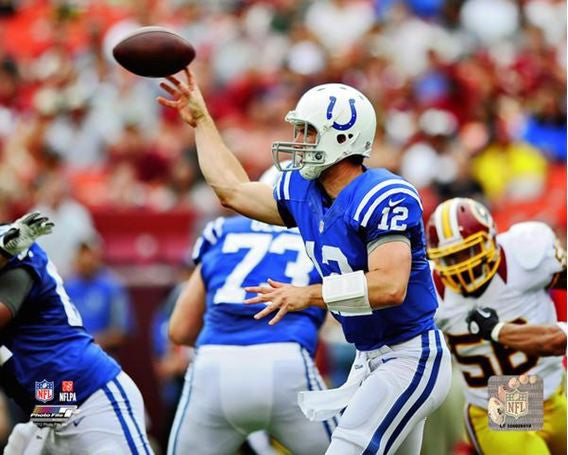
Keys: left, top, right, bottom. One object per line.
{"left": 426, "top": 198, "right": 500, "bottom": 293}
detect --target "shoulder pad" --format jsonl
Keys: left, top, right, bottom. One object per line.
{"left": 505, "top": 222, "right": 556, "bottom": 271}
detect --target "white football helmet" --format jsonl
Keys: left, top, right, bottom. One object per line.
{"left": 271, "top": 83, "right": 376, "bottom": 180}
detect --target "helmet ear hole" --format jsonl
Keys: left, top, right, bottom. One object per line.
{"left": 336, "top": 134, "right": 347, "bottom": 144}
{"left": 348, "top": 133, "right": 353, "bottom": 139}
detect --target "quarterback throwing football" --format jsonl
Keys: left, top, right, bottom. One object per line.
{"left": 158, "top": 69, "right": 451, "bottom": 454}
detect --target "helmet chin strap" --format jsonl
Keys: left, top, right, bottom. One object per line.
{"left": 300, "top": 162, "right": 334, "bottom": 180}
{"left": 300, "top": 149, "right": 367, "bottom": 180}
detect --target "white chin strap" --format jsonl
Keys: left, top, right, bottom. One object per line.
{"left": 300, "top": 163, "right": 330, "bottom": 180}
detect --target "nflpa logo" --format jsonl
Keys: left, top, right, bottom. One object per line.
{"left": 62, "top": 381, "right": 74, "bottom": 392}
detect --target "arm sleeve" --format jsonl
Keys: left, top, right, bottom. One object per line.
{"left": 192, "top": 217, "right": 225, "bottom": 265}
{"left": 0, "top": 268, "right": 34, "bottom": 316}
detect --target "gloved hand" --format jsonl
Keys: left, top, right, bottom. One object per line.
{"left": 466, "top": 307, "right": 500, "bottom": 341}
{"left": 0, "top": 211, "right": 54, "bottom": 258}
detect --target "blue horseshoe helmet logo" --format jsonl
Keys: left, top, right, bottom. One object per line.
{"left": 326, "top": 96, "right": 357, "bottom": 131}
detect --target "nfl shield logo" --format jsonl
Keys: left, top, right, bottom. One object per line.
{"left": 35, "top": 380, "right": 54, "bottom": 403}
{"left": 505, "top": 389, "right": 529, "bottom": 420}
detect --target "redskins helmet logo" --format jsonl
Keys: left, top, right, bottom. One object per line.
{"left": 468, "top": 199, "right": 493, "bottom": 230}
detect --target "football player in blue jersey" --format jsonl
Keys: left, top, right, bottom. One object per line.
{"left": 158, "top": 69, "right": 452, "bottom": 455}
{"left": 166, "top": 165, "right": 335, "bottom": 455}
{"left": 0, "top": 212, "right": 153, "bottom": 454}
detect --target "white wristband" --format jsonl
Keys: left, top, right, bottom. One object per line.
{"left": 322, "top": 270, "right": 372, "bottom": 316}
{"left": 491, "top": 322, "right": 505, "bottom": 342}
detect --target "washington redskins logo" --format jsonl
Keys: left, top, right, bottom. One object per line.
{"left": 468, "top": 199, "right": 493, "bottom": 229}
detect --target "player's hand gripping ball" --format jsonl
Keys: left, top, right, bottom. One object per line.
{"left": 113, "top": 26, "right": 195, "bottom": 77}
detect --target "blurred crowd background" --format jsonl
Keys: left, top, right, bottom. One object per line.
{"left": 0, "top": 0, "right": 565, "bottom": 453}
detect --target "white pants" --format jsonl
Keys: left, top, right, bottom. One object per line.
{"left": 167, "top": 343, "right": 335, "bottom": 455}
{"left": 327, "top": 329, "right": 452, "bottom": 455}
{"left": 4, "top": 371, "right": 153, "bottom": 455}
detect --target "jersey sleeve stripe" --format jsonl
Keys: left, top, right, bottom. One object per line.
{"left": 201, "top": 223, "right": 217, "bottom": 245}
{"left": 213, "top": 217, "right": 225, "bottom": 238}
{"left": 361, "top": 188, "right": 423, "bottom": 228}
{"left": 191, "top": 237, "right": 204, "bottom": 262}
{"left": 283, "top": 171, "right": 292, "bottom": 200}
{"left": 354, "top": 179, "right": 419, "bottom": 222}
{"left": 275, "top": 173, "right": 284, "bottom": 200}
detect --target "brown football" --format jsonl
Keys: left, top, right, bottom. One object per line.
{"left": 112, "top": 26, "right": 195, "bottom": 78}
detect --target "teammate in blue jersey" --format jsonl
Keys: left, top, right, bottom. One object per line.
{"left": 0, "top": 212, "right": 152, "bottom": 455}
{"left": 166, "top": 165, "right": 335, "bottom": 455}
{"left": 159, "top": 69, "right": 452, "bottom": 454}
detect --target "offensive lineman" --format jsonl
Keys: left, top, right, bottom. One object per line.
{"left": 0, "top": 212, "right": 153, "bottom": 455}
{"left": 427, "top": 197, "right": 566, "bottom": 454}
{"left": 158, "top": 69, "right": 451, "bottom": 454}
{"left": 167, "top": 165, "right": 334, "bottom": 455}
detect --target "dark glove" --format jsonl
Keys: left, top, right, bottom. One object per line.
{"left": 466, "top": 307, "right": 499, "bottom": 340}
{"left": 0, "top": 211, "right": 54, "bottom": 258}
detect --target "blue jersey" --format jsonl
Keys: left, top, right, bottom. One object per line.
{"left": 274, "top": 168, "right": 437, "bottom": 350}
{"left": 0, "top": 244, "right": 120, "bottom": 413}
{"left": 193, "top": 216, "right": 325, "bottom": 356}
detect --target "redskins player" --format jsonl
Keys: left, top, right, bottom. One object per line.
{"left": 427, "top": 197, "right": 566, "bottom": 455}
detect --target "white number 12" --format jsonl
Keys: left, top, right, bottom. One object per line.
{"left": 377, "top": 206, "right": 408, "bottom": 231}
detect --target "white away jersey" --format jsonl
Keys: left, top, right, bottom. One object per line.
{"left": 434, "top": 222, "right": 565, "bottom": 409}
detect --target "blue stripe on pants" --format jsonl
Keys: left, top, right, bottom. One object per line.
{"left": 112, "top": 377, "right": 150, "bottom": 455}
{"left": 300, "top": 347, "right": 333, "bottom": 440}
{"left": 362, "top": 332, "right": 431, "bottom": 455}
{"left": 102, "top": 384, "right": 138, "bottom": 455}
{"left": 169, "top": 367, "right": 194, "bottom": 455}
{"left": 383, "top": 330, "right": 443, "bottom": 454}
